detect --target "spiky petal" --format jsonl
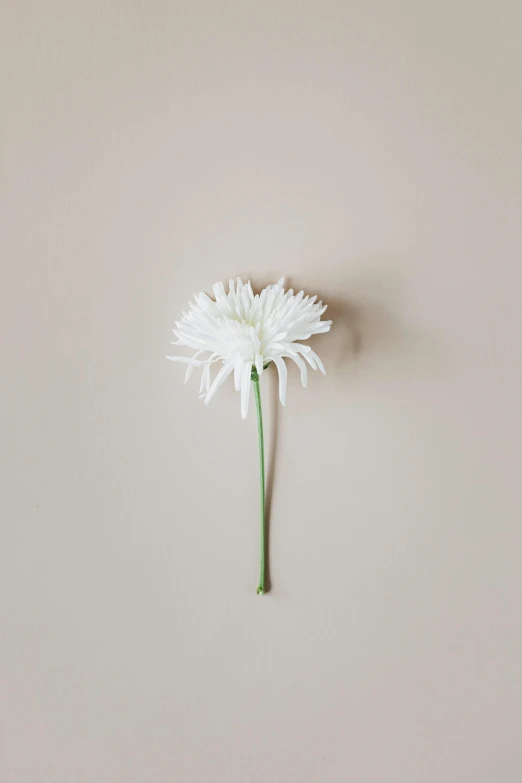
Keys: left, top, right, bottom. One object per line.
{"left": 167, "top": 278, "right": 332, "bottom": 419}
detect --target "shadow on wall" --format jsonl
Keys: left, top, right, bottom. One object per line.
{"left": 313, "top": 273, "right": 419, "bottom": 367}
{"left": 310, "top": 273, "right": 443, "bottom": 378}
{"left": 285, "top": 268, "right": 418, "bottom": 373}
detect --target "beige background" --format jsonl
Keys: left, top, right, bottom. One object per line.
{"left": 2, "top": 1, "right": 522, "bottom": 781}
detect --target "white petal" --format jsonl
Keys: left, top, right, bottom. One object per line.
{"left": 240, "top": 362, "right": 252, "bottom": 419}
{"left": 255, "top": 353, "right": 263, "bottom": 375}
{"left": 272, "top": 357, "right": 288, "bottom": 406}
{"left": 166, "top": 355, "right": 204, "bottom": 365}
{"left": 309, "top": 350, "right": 326, "bottom": 374}
{"left": 183, "top": 350, "right": 204, "bottom": 383}
{"left": 250, "top": 327, "right": 261, "bottom": 353}
{"left": 297, "top": 349, "right": 317, "bottom": 370}
{"left": 204, "top": 359, "right": 234, "bottom": 405}
{"left": 234, "top": 355, "right": 244, "bottom": 391}
{"left": 312, "top": 321, "right": 332, "bottom": 333}
{"left": 199, "top": 363, "right": 211, "bottom": 394}
{"left": 184, "top": 364, "right": 195, "bottom": 383}
{"left": 286, "top": 353, "right": 307, "bottom": 387}
{"left": 212, "top": 281, "right": 227, "bottom": 301}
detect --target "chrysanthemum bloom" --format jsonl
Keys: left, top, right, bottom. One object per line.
{"left": 167, "top": 278, "right": 332, "bottom": 594}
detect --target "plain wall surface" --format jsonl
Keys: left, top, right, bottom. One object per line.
{"left": 1, "top": 2, "right": 521, "bottom": 781}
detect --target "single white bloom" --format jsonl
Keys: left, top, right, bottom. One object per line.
{"left": 166, "top": 277, "right": 332, "bottom": 419}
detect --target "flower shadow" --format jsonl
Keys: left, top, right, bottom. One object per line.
{"left": 302, "top": 277, "right": 422, "bottom": 373}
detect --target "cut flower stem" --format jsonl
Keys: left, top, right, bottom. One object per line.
{"left": 252, "top": 368, "right": 266, "bottom": 595}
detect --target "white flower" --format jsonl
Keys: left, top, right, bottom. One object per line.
{"left": 167, "top": 277, "right": 332, "bottom": 419}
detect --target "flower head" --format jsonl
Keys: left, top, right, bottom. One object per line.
{"left": 167, "top": 278, "right": 332, "bottom": 418}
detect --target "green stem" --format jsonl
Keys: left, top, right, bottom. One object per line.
{"left": 252, "top": 372, "right": 266, "bottom": 595}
